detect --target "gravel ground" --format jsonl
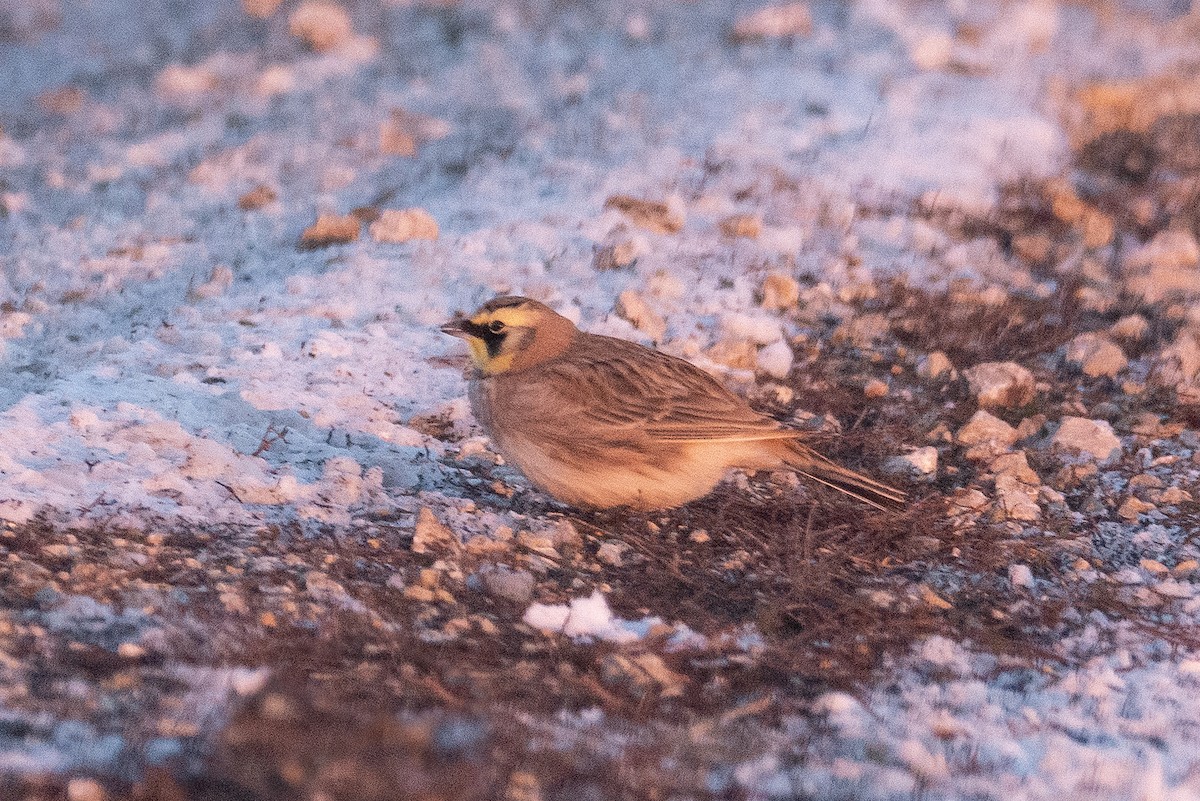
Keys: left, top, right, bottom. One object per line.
{"left": 2, "top": 1, "right": 1200, "bottom": 799}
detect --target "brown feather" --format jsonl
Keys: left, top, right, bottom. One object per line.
{"left": 454, "top": 297, "right": 906, "bottom": 510}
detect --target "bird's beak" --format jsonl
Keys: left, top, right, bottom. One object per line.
{"left": 439, "top": 318, "right": 470, "bottom": 338}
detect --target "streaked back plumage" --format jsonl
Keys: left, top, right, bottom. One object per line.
{"left": 443, "top": 296, "right": 905, "bottom": 510}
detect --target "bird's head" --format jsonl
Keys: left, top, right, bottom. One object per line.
{"left": 440, "top": 296, "right": 577, "bottom": 375}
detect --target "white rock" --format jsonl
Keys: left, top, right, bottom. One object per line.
{"left": 911, "top": 32, "right": 954, "bottom": 71}
{"left": 481, "top": 566, "right": 535, "bottom": 604}
{"left": 118, "top": 642, "right": 148, "bottom": 660}
{"left": 917, "top": 351, "right": 954, "bottom": 379}
{"left": 955, "top": 410, "right": 1018, "bottom": 448}
{"left": 412, "top": 506, "right": 456, "bottom": 554}
{"left": 884, "top": 446, "right": 938, "bottom": 475}
{"left": 722, "top": 312, "right": 784, "bottom": 345}
{"left": 832, "top": 313, "right": 889, "bottom": 348}
{"left": 760, "top": 272, "right": 800, "bottom": 310}
{"left": 67, "top": 779, "right": 106, "bottom": 801}
{"left": 1110, "top": 314, "right": 1150, "bottom": 342}
{"left": 614, "top": 290, "right": 666, "bottom": 342}
{"left": 1127, "top": 266, "right": 1200, "bottom": 304}
{"left": 596, "top": 541, "right": 625, "bottom": 567}
{"left": 990, "top": 451, "right": 1040, "bottom": 484}
{"left": 896, "top": 737, "right": 950, "bottom": 781}
{"left": 1065, "top": 332, "right": 1127, "bottom": 378}
{"left": 1125, "top": 228, "right": 1200, "bottom": 271}
{"left": 369, "top": 208, "right": 438, "bottom": 243}
{"left": 188, "top": 265, "right": 234, "bottom": 301}
{"left": 732, "top": 3, "right": 812, "bottom": 40}
{"left": 1151, "top": 327, "right": 1200, "bottom": 396}
{"left": 289, "top": 0, "right": 353, "bottom": 52}
{"left": 1051, "top": 417, "right": 1122, "bottom": 463}
{"left": 995, "top": 474, "right": 1041, "bottom": 521}
{"left": 863, "top": 378, "right": 888, "bottom": 398}
{"left": 963, "top": 362, "right": 1035, "bottom": 408}
{"left": 950, "top": 488, "right": 988, "bottom": 514}
{"left": 156, "top": 63, "right": 217, "bottom": 97}
{"left": 1124, "top": 229, "right": 1200, "bottom": 303}
{"left": 646, "top": 270, "right": 685, "bottom": 299}
{"left": 1009, "top": 564, "right": 1035, "bottom": 589}
{"left": 756, "top": 340, "right": 794, "bottom": 379}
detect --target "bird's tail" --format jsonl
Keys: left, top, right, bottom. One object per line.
{"left": 783, "top": 441, "right": 906, "bottom": 512}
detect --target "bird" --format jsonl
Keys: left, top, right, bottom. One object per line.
{"left": 439, "top": 295, "right": 905, "bottom": 512}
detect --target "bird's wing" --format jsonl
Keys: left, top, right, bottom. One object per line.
{"left": 531, "top": 334, "right": 798, "bottom": 443}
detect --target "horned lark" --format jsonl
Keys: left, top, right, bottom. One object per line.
{"left": 440, "top": 296, "right": 904, "bottom": 511}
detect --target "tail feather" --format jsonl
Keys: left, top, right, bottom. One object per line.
{"left": 784, "top": 443, "right": 906, "bottom": 512}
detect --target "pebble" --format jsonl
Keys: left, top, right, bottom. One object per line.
{"left": 732, "top": 2, "right": 813, "bottom": 41}
{"left": 403, "top": 585, "right": 436, "bottom": 602}
{"left": 1066, "top": 332, "right": 1127, "bottom": 378}
{"left": 243, "top": 0, "right": 282, "bottom": 18}
{"left": 67, "top": 779, "right": 106, "bottom": 801}
{"left": 963, "top": 362, "right": 1035, "bottom": 408}
{"left": 832, "top": 313, "right": 890, "bottom": 348}
{"left": 955, "top": 410, "right": 1019, "bottom": 449}
{"left": 188, "top": 265, "right": 234, "bottom": 301}
{"left": 1015, "top": 414, "right": 1047, "bottom": 440}
{"left": 596, "top": 542, "right": 625, "bottom": 567}
{"left": 756, "top": 340, "right": 794, "bottom": 379}
{"left": 1050, "top": 417, "right": 1122, "bottom": 463}
{"left": 1140, "top": 558, "right": 1170, "bottom": 576}
{"left": 1117, "top": 497, "right": 1155, "bottom": 521}
{"left": 1128, "top": 474, "right": 1164, "bottom": 490}
{"left": 517, "top": 532, "right": 559, "bottom": 559}
{"left": 506, "top": 770, "right": 543, "bottom": 801}
{"left": 156, "top": 64, "right": 217, "bottom": 97}
{"left": 1047, "top": 180, "right": 1114, "bottom": 248}
{"left": 412, "top": 507, "right": 456, "bottom": 554}
{"left": 1151, "top": 327, "right": 1200, "bottom": 393}
{"left": 601, "top": 652, "right": 687, "bottom": 697}
{"left": 117, "top": 642, "right": 146, "bottom": 660}
{"left": 288, "top": 0, "right": 353, "bottom": 52}
{"left": 949, "top": 488, "right": 988, "bottom": 514}
{"left": 706, "top": 339, "right": 758, "bottom": 371}
{"left": 720, "top": 213, "right": 763, "bottom": 239}
{"left": 990, "top": 451, "right": 1040, "bottom": 484}
{"left": 379, "top": 110, "right": 450, "bottom": 157}
{"left": 917, "top": 351, "right": 954, "bottom": 379}
{"left": 994, "top": 475, "right": 1041, "bottom": 521}
{"left": 299, "top": 213, "right": 359, "bottom": 249}
{"left": 630, "top": 653, "right": 687, "bottom": 697}
{"left": 919, "top": 584, "right": 953, "bottom": 610}
{"left": 1153, "top": 486, "right": 1192, "bottom": 504}
{"left": 1123, "top": 229, "right": 1200, "bottom": 303}
{"left": 603, "top": 195, "right": 684, "bottom": 234}
{"left": 369, "top": 208, "right": 439, "bottom": 243}
{"left": 1008, "top": 564, "right": 1035, "bottom": 589}
{"left": 593, "top": 240, "right": 640, "bottom": 271}
{"left": 615, "top": 290, "right": 666, "bottom": 342}
{"left": 238, "top": 185, "right": 277, "bottom": 210}
{"left": 760, "top": 272, "right": 800, "bottom": 310}
{"left": 1175, "top": 559, "right": 1199, "bottom": 576}
{"left": 884, "top": 447, "right": 938, "bottom": 476}
{"left": 723, "top": 312, "right": 785, "bottom": 345}
{"left": 1110, "top": 314, "right": 1150, "bottom": 342}
{"left": 481, "top": 567, "right": 535, "bottom": 604}
{"left": 863, "top": 378, "right": 889, "bottom": 398}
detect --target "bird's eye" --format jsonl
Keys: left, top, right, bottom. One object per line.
{"left": 488, "top": 320, "right": 506, "bottom": 333}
